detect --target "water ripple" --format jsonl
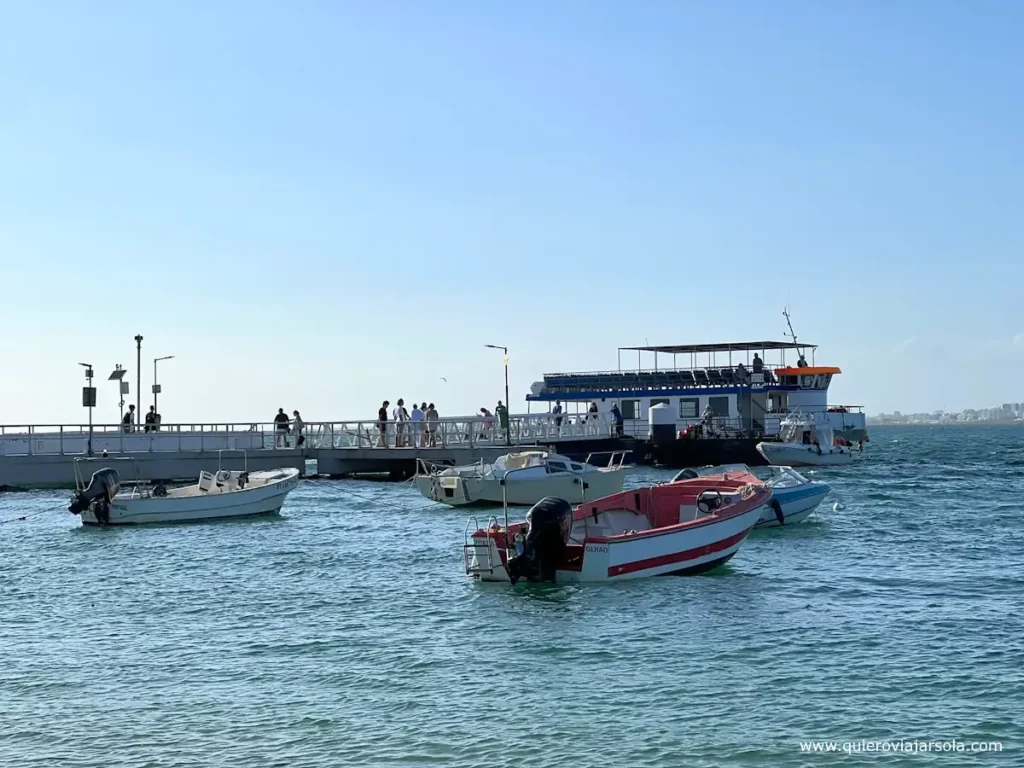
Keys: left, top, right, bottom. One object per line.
{"left": 1, "top": 425, "right": 1023, "bottom": 765}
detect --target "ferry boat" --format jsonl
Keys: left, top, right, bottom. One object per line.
{"left": 525, "top": 324, "right": 866, "bottom": 468}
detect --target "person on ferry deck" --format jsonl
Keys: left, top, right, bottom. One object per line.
{"left": 797, "top": 354, "right": 809, "bottom": 368}
{"left": 552, "top": 401, "right": 563, "bottom": 429}
{"left": 735, "top": 362, "right": 748, "bottom": 383}
{"left": 752, "top": 353, "right": 764, "bottom": 373}
{"left": 610, "top": 403, "right": 624, "bottom": 437}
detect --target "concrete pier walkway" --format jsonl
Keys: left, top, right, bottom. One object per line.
{"left": 0, "top": 414, "right": 622, "bottom": 489}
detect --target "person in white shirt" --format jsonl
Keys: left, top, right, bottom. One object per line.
{"left": 292, "top": 410, "right": 305, "bottom": 447}
{"left": 410, "top": 403, "right": 424, "bottom": 447}
{"left": 393, "top": 398, "right": 409, "bottom": 447}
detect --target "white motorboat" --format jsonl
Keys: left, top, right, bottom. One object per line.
{"left": 756, "top": 414, "right": 855, "bottom": 467}
{"left": 463, "top": 475, "right": 772, "bottom": 583}
{"left": 68, "top": 456, "right": 300, "bottom": 525}
{"left": 415, "top": 451, "right": 628, "bottom": 507}
{"left": 673, "top": 464, "right": 830, "bottom": 527}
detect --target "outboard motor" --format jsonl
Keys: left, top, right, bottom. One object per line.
{"left": 69, "top": 468, "right": 120, "bottom": 524}
{"left": 505, "top": 496, "right": 573, "bottom": 585}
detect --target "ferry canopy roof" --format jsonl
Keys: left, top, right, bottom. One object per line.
{"left": 619, "top": 341, "right": 816, "bottom": 355}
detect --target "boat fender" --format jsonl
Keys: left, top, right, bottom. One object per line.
{"left": 771, "top": 498, "right": 784, "bottom": 525}
{"left": 153, "top": 484, "right": 167, "bottom": 498}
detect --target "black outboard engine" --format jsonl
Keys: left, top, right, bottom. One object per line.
{"left": 505, "top": 496, "right": 573, "bottom": 585}
{"left": 69, "top": 468, "right": 120, "bottom": 524}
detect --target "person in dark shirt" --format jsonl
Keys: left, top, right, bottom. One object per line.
{"left": 144, "top": 406, "right": 157, "bottom": 433}
{"left": 610, "top": 403, "right": 624, "bottom": 437}
{"left": 274, "top": 408, "right": 289, "bottom": 448}
{"left": 377, "top": 400, "right": 390, "bottom": 448}
{"left": 752, "top": 353, "right": 764, "bottom": 373}
{"left": 122, "top": 404, "right": 136, "bottom": 433}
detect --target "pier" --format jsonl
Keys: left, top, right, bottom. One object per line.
{"left": 0, "top": 414, "right": 622, "bottom": 489}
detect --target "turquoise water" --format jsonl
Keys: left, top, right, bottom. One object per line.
{"left": 2, "top": 426, "right": 1022, "bottom": 766}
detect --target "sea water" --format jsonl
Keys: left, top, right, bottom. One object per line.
{"left": 1, "top": 426, "right": 1022, "bottom": 766}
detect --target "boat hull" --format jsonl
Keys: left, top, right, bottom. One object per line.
{"left": 467, "top": 497, "right": 766, "bottom": 583}
{"left": 756, "top": 442, "right": 853, "bottom": 467}
{"left": 756, "top": 482, "right": 829, "bottom": 527}
{"left": 80, "top": 470, "right": 300, "bottom": 525}
{"left": 416, "top": 468, "right": 626, "bottom": 507}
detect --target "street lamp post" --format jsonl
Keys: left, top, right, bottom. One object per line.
{"left": 134, "top": 334, "right": 143, "bottom": 421}
{"left": 108, "top": 365, "right": 127, "bottom": 426}
{"left": 80, "top": 363, "right": 96, "bottom": 456}
{"left": 485, "top": 344, "right": 510, "bottom": 445}
{"left": 153, "top": 356, "right": 174, "bottom": 420}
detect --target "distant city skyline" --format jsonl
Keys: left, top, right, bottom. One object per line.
{"left": 2, "top": 2, "right": 1023, "bottom": 424}
{"left": 870, "top": 403, "right": 1024, "bottom": 425}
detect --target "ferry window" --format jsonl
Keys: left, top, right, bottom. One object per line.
{"left": 547, "top": 461, "right": 568, "bottom": 473}
{"left": 679, "top": 398, "right": 699, "bottom": 418}
{"left": 709, "top": 396, "right": 730, "bottom": 417}
{"left": 621, "top": 399, "right": 641, "bottom": 419}
{"left": 650, "top": 398, "right": 669, "bottom": 408}
{"left": 570, "top": 463, "right": 584, "bottom": 471}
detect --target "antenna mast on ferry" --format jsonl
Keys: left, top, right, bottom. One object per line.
{"left": 782, "top": 307, "right": 798, "bottom": 346}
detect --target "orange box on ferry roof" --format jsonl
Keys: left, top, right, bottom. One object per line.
{"left": 774, "top": 366, "right": 842, "bottom": 376}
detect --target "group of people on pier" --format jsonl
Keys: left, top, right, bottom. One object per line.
{"left": 377, "top": 400, "right": 440, "bottom": 448}
{"left": 120, "top": 404, "right": 163, "bottom": 433}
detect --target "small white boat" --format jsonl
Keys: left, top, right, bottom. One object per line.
{"left": 69, "top": 456, "right": 299, "bottom": 526}
{"left": 415, "top": 451, "right": 628, "bottom": 507}
{"left": 756, "top": 414, "right": 855, "bottom": 467}
{"left": 463, "top": 474, "right": 772, "bottom": 583}
{"left": 673, "top": 464, "right": 830, "bottom": 527}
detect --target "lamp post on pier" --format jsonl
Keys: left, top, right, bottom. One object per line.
{"left": 107, "top": 365, "right": 127, "bottom": 426}
{"left": 80, "top": 363, "right": 96, "bottom": 457}
{"left": 153, "top": 355, "right": 174, "bottom": 420}
{"left": 485, "top": 344, "right": 510, "bottom": 446}
{"left": 134, "top": 334, "right": 143, "bottom": 421}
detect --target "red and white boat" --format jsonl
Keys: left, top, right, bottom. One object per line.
{"left": 463, "top": 476, "right": 772, "bottom": 583}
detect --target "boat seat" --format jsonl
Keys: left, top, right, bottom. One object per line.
{"left": 198, "top": 471, "right": 215, "bottom": 493}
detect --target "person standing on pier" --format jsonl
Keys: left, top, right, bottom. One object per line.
{"left": 393, "top": 398, "right": 409, "bottom": 447}
{"left": 411, "top": 403, "right": 424, "bottom": 447}
{"left": 495, "top": 400, "right": 509, "bottom": 442}
{"left": 274, "top": 408, "right": 290, "bottom": 447}
{"left": 122, "top": 404, "right": 136, "bottom": 433}
{"left": 292, "top": 410, "right": 305, "bottom": 447}
{"left": 144, "top": 406, "right": 156, "bottom": 433}
{"left": 377, "top": 401, "right": 390, "bottom": 447}
{"left": 426, "top": 403, "right": 439, "bottom": 447}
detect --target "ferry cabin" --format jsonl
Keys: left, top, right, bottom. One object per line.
{"left": 526, "top": 341, "right": 868, "bottom": 443}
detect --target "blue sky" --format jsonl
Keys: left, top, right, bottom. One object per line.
{"left": 1, "top": 1, "right": 1022, "bottom": 425}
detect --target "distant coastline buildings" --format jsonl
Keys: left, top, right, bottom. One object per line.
{"left": 869, "top": 403, "right": 1024, "bottom": 425}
